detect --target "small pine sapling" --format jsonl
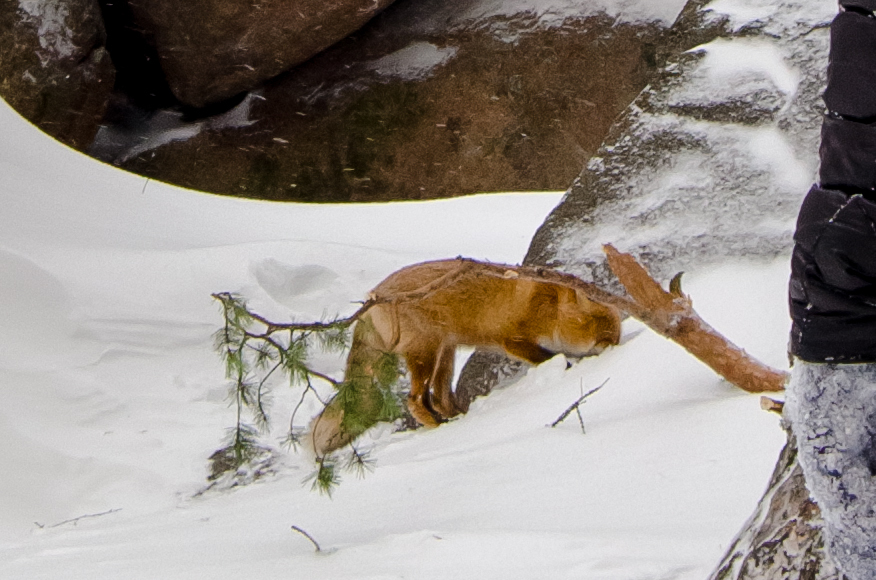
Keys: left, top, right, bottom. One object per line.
{"left": 210, "top": 292, "right": 403, "bottom": 494}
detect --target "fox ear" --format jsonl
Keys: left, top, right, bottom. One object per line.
{"left": 574, "top": 288, "right": 594, "bottom": 306}
{"left": 669, "top": 271, "right": 685, "bottom": 298}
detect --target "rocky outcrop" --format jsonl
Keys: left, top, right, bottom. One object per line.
{"left": 457, "top": 1, "right": 844, "bottom": 577}
{"left": 127, "top": 0, "right": 398, "bottom": 108}
{"left": 523, "top": 0, "right": 831, "bottom": 286}
{"left": 0, "top": 0, "right": 114, "bottom": 150}
{"left": 98, "top": 0, "right": 694, "bottom": 201}
{"left": 458, "top": 0, "right": 831, "bottom": 423}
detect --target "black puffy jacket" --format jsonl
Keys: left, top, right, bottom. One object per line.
{"left": 790, "top": 0, "right": 876, "bottom": 362}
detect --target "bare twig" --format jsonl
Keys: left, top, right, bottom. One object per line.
{"left": 291, "top": 525, "right": 323, "bottom": 552}
{"left": 306, "top": 369, "right": 341, "bottom": 387}
{"left": 287, "top": 377, "right": 329, "bottom": 449}
{"left": 35, "top": 508, "right": 122, "bottom": 529}
{"left": 550, "top": 379, "right": 609, "bottom": 429}
{"left": 760, "top": 396, "right": 785, "bottom": 415}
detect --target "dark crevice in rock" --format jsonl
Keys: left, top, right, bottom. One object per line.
{"left": 97, "top": 0, "right": 176, "bottom": 111}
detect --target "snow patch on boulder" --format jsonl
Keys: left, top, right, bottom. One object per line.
{"left": 525, "top": 0, "right": 831, "bottom": 288}
{"left": 17, "top": 0, "right": 76, "bottom": 64}
{"left": 369, "top": 42, "right": 458, "bottom": 82}
{"left": 680, "top": 39, "right": 801, "bottom": 104}
{"left": 455, "top": 0, "right": 688, "bottom": 27}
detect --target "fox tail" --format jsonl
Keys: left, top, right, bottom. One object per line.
{"left": 306, "top": 316, "right": 402, "bottom": 459}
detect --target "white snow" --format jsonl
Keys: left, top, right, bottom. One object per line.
{"left": 369, "top": 42, "right": 458, "bottom": 82}
{"left": 455, "top": 0, "right": 688, "bottom": 27}
{"left": 0, "top": 88, "right": 788, "bottom": 580}
{"left": 407, "top": 0, "right": 688, "bottom": 41}
{"left": 17, "top": 0, "right": 76, "bottom": 64}
{"left": 704, "top": 0, "right": 837, "bottom": 33}
{"left": 682, "top": 38, "right": 801, "bottom": 102}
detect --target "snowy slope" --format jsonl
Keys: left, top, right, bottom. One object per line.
{"left": 0, "top": 91, "right": 786, "bottom": 580}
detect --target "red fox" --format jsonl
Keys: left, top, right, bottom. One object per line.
{"left": 308, "top": 259, "right": 621, "bottom": 458}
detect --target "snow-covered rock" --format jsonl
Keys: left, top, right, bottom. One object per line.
{"left": 525, "top": 0, "right": 834, "bottom": 287}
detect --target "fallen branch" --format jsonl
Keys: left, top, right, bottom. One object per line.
{"left": 465, "top": 251, "right": 787, "bottom": 394}
{"left": 601, "top": 245, "right": 787, "bottom": 393}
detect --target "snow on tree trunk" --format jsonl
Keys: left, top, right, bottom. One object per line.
{"left": 709, "top": 433, "right": 842, "bottom": 580}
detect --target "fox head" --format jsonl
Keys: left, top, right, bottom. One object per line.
{"left": 558, "top": 291, "right": 621, "bottom": 356}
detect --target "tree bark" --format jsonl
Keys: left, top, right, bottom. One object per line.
{"left": 709, "top": 433, "right": 841, "bottom": 580}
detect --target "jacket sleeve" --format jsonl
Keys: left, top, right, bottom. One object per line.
{"left": 790, "top": 1, "right": 876, "bottom": 362}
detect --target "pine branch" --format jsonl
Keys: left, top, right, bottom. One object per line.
{"left": 211, "top": 292, "right": 379, "bottom": 335}
{"left": 345, "top": 445, "right": 376, "bottom": 478}
{"left": 305, "top": 457, "right": 340, "bottom": 496}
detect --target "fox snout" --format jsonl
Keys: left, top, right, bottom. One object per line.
{"left": 570, "top": 339, "right": 612, "bottom": 361}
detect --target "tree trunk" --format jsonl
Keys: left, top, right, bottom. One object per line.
{"left": 709, "top": 432, "right": 842, "bottom": 580}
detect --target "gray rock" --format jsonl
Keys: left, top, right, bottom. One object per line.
{"left": 488, "top": 1, "right": 844, "bottom": 577}
{"left": 779, "top": 362, "right": 876, "bottom": 580}
{"left": 524, "top": 0, "right": 832, "bottom": 287}
{"left": 0, "top": 0, "right": 115, "bottom": 150}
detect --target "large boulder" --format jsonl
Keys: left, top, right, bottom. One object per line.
{"left": 128, "top": 0, "right": 399, "bottom": 108}
{"left": 458, "top": 0, "right": 830, "bottom": 405}
{"left": 0, "top": 0, "right": 115, "bottom": 150}
{"left": 461, "top": 2, "right": 845, "bottom": 576}
{"left": 524, "top": 0, "right": 830, "bottom": 285}
{"left": 97, "top": 0, "right": 696, "bottom": 201}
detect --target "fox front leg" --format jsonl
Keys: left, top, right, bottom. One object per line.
{"left": 502, "top": 337, "right": 557, "bottom": 365}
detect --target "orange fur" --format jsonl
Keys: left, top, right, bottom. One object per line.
{"left": 308, "top": 259, "right": 621, "bottom": 457}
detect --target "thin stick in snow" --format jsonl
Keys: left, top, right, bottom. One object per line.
{"left": 34, "top": 508, "right": 122, "bottom": 529}
{"left": 291, "top": 525, "right": 323, "bottom": 552}
{"left": 550, "top": 379, "right": 608, "bottom": 431}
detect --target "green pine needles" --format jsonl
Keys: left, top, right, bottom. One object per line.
{"left": 210, "top": 292, "right": 403, "bottom": 495}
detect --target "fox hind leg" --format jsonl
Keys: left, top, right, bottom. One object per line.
{"left": 429, "top": 342, "right": 461, "bottom": 420}
{"left": 405, "top": 352, "right": 443, "bottom": 428}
